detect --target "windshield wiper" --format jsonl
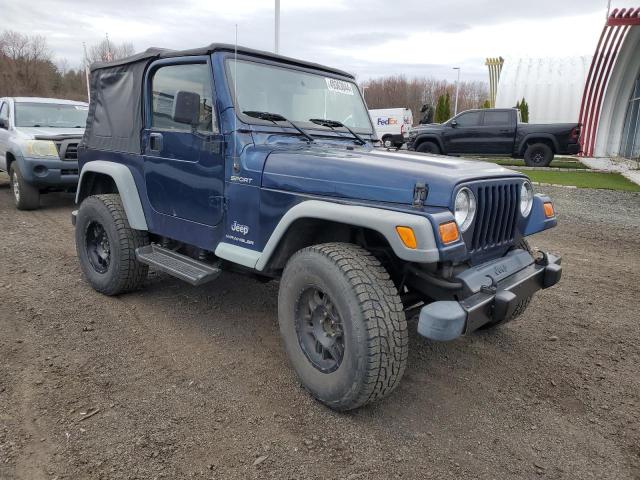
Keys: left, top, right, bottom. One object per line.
{"left": 243, "top": 111, "right": 314, "bottom": 143}
{"left": 309, "top": 118, "right": 366, "bottom": 145}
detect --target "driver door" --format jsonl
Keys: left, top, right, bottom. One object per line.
{"left": 443, "top": 111, "right": 482, "bottom": 154}
{"left": 142, "top": 59, "right": 225, "bottom": 228}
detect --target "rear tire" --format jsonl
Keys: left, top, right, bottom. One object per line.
{"left": 524, "top": 143, "right": 553, "bottom": 167}
{"left": 416, "top": 141, "right": 440, "bottom": 155}
{"left": 10, "top": 164, "right": 40, "bottom": 210}
{"left": 278, "top": 243, "right": 408, "bottom": 411}
{"left": 478, "top": 238, "right": 533, "bottom": 330}
{"left": 75, "top": 194, "right": 149, "bottom": 296}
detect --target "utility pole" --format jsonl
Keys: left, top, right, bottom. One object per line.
{"left": 606, "top": 0, "right": 612, "bottom": 19}
{"left": 453, "top": 67, "right": 461, "bottom": 116}
{"left": 274, "top": 0, "right": 280, "bottom": 54}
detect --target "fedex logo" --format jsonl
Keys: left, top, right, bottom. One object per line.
{"left": 377, "top": 117, "right": 398, "bottom": 126}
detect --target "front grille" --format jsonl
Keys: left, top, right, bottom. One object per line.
{"left": 54, "top": 140, "right": 80, "bottom": 161}
{"left": 61, "top": 169, "right": 78, "bottom": 175}
{"left": 470, "top": 183, "right": 520, "bottom": 251}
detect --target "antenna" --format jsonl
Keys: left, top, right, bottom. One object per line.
{"left": 83, "top": 42, "right": 90, "bottom": 102}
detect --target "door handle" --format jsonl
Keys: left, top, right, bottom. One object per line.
{"left": 149, "top": 132, "right": 163, "bottom": 152}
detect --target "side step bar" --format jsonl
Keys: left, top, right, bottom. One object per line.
{"left": 135, "top": 244, "right": 221, "bottom": 286}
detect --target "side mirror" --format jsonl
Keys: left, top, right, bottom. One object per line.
{"left": 0, "top": 118, "right": 8, "bottom": 129}
{"left": 172, "top": 90, "right": 201, "bottom": 126}
{"left": 450, "top": 120, "right": 458, "bottom": 128}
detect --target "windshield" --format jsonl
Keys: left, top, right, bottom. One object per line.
{"left": 15, "top": 102, "right": 88, "bottom": 128}
{"left": 226, "top": 59, "right": 372, "bottom": 133}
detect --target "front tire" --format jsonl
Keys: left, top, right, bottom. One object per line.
{"left": 10, "top": 164, "right": 40, "bottom": 210}
{"left": 75, "top": 194, "right": 149, "bottom": 296}
{"left": 416, "top": 141, "right": 440, "bottom": 155}
{"left": 524, "top": 143, "right": 553, "bottom": 167}
{"left": 278, "top": 243, "right": 408, "bottom": 411}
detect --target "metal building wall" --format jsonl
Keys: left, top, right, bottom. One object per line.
{"left": 495, "top": 56, "right": 592, "bottom": 124}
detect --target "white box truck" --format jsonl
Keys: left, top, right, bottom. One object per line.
{"left": 369, "top": 108, "right": 414, "bottom": 148}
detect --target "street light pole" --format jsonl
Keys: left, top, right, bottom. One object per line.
{"left": 453, "top": 67, "right": 461, "bottom": 116}
{"left": 275, "top": 0, "right": 280, "bottom": 54}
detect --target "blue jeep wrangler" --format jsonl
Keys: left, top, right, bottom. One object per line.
{"left": 73, "top": 44, "right": 561, "bottom": 410}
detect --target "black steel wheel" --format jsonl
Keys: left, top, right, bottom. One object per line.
{"left": 85, "top": 221, "right": 111, "bottom": 274}
{"left": 75, "top": 194, "right": 149, "bottom": 296}
{"left": 278, "top": 242, "right": 408, "bottom": 411}
{"left": 295, "top": 287, "right": 344, "bottom": 373}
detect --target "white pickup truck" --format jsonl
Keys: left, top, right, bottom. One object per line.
{"left": 0, "top": 97, "right": 88, "bottom": 209}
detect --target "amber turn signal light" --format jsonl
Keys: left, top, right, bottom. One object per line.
{"left": 396, "top": 226, "right": 417, "bottom": 249}
{"left": 544, "top": 202, "right": 555, "bottom": 218}
{"left": 438, "top": 221, "right": 459, "bottom": 244}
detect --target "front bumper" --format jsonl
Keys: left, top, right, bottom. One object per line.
{"left": 19, "top": 156, "right": 79, "bottom": 188}
{"left": 417, "top": 249, "right": 562, "bottom": 341}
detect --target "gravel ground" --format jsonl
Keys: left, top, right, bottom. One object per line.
{"left": 0, "top": 173, "right": 639, "bottom": 480}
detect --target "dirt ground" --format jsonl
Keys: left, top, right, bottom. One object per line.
{"left": 0, "top": 172, "right": 639, "bottom": 480}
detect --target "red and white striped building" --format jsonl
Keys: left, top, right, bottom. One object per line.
{"left": 495, "top": 7, "right": 640, "bottom": 159}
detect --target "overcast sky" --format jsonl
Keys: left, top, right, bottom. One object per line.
{"left": 0, "top": 0, "right": 631, "bottom": 82}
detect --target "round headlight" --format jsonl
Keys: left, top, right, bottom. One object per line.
{"left": 454, "top": 187, "right": 476, "bottom": 232}
{"left": 520, "top": 181, "right": 534, "bottom": 217}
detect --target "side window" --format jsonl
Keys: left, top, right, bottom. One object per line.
{"left": 151, "top": 63, "right": 216, "bottom": 133}
{"left": 0, "top": 102, "right": 9, "bottom": 123}
{"left": 483, "top": 111, "right": 510, "bottom": 126}
{"left": 455, "top": 111, "right": 481, "bottom": 127}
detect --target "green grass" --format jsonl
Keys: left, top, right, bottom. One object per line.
{"left": 516, "top": 170, "right": 640, "bottom": 192}
{"left": 476, "top": 157, "right": 588, "bottom": 169}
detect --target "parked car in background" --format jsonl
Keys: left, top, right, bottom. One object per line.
{"left": 407, "top": 108, "right": 581, "bottom": 166}
{"left": 73, "top": 44, "right": 561, "bottom": 411}
{"left": 0, "top": 97, "right": 88, "bottom": 209}
{"left": 368, "top": 107, "right": 413, "bottom": 148}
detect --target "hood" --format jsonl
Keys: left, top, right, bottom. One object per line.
{"left": 262, "top": 147, "right": 524, "bottom": 207}
{"left": 15, "top": 127, "right": 85, "bottom": 139}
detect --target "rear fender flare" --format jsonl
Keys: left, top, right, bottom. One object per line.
{"left": 76, "top": 160, "right": 148, "bottom": 230}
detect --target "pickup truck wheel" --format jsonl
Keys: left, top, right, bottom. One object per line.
{"left": 75, "top": 194, "right": 149, "bottom": 296}
{"left": 9, "top": 164, "right": 40, "bottom": 210}
{"left": 524, "top": 143, "right": 553, "bottom": 167}
{"left": 278, "top": 243, "right": 408, "bottom": 411}
{"left": 416, "top": 141, "right": 440, "bottom": 154}
{"left": 478, "top": 238, "right": 533, "bottom": 330}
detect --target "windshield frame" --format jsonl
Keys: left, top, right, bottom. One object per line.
{"left": 223, "top": 53, "right": 374, "bottom": 136}
{"left": 14, "top": 101, "right": 88, "bottom": 128}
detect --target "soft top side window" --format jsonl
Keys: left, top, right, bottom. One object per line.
{"left": 150, "top": 63, "right": 217, "bottom": 133}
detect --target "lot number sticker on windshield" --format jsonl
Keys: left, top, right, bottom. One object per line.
{"left": 326, "top": 78, "right": 354, "bottom": 95}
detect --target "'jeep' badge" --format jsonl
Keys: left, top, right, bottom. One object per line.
{"left": 231, "top": 221, "right": 249, "bottom": 236}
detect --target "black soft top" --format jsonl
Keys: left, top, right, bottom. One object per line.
{"left": 82, "top": 44, "right": 354, "bottom": 154}
{"left": 90, "top": 43, "right": 354, "bottom": 78}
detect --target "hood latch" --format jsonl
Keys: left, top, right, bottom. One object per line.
{"left": 413, "top": 182, "right": 428, "bottom": 208}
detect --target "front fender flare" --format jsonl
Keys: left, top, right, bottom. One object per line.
{"left": 216, "top": 200, "right": 440, "bottom": 271}
{"left": 76, "top": 160, "right": 148, "bottom": 230}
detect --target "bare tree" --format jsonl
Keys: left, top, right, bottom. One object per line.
{"left": 362, "top": 76, "right": 489, "bottom": 124}
{"left": 88, "top": 38, "right": 135, "bottom": 63}
{"left": 0, "top": 29, "right": 88, "bottom": 100}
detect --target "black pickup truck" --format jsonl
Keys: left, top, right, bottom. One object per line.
{"left": 406, "top": 108, "right": 581, "bottom": 166}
